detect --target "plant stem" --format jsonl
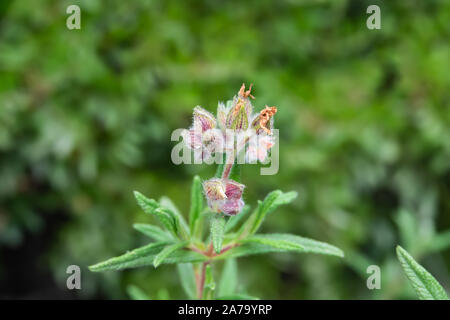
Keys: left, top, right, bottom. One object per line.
{"left": 196, "top": 261, "right": 209, "bottom": 299}
{"left": 222, "top": 158, "right": 234, "bottom": 179}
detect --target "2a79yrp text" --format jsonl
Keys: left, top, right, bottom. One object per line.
{"left": 178, "top": 304, "right": 272, "bottom": 317}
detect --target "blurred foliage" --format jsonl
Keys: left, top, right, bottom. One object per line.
{"left": 0, "top": 0, "right": 449, "bottom": 299}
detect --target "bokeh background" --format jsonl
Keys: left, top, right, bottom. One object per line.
{"left": 0, "top": 0, "right": 449, "bottom": 299}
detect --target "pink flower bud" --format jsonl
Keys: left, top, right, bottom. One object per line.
{"left": 203, "top": 178, "right": 245, "bottom": 216}
{"left": 193, "top": 106, "right": 216, "bottom": 132}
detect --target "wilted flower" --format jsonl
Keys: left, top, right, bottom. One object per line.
{"left": 203, "top": 178, "right": 245, "bottom": 216}
{"left": 251, "top": 105, "right": 277, "bottom": 135}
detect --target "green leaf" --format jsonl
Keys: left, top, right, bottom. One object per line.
{"left": 240, "top": 190, "right": 298, "bottom": 236}
{"left": 189, "top": 176, "right": 203, "bottom": 239}
{"left": 160, "top": 196, "right": 190, "bottom": 240}
{"left": 177, "top": 263, "right": 197, "bottom": 299}
{"left": 218, "top": 259, "right": 238, "bottom": 297}
{"left": 211, "top": 214, "right": 226, "bottom": 254}
{"left": 133, "top": 223, "right": 174, "bottom": 242}
{"left": 127, "top": 285, "right": 151, "bottom": 300}
{"left": 217, "top": 294, "right": 259, "bottom": 300}
{"left": 396, "top": 245, "right": 448, "bottom": 300}
{"left": 203, "top": 264, "right": 215, "bottom": 299}
{"left": 225, "top": 205, "right": 250, "bottom": 233}
{"left": 89, "top": 242, "right": 207, "bottom": 272}
{"left": 153, "top": 241, "right": 189, "bottom": 268}
{"left": 134, "top": 191, "right": 177, "bottom": 236}
{"left": 216, "top": 233, "right": 344, "bottom": 260}
{"left": 89, "top": 242, "right": 169, "bottom": 272}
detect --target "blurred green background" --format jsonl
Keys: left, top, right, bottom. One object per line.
{"left": 0, "top": 0, "right": 449, "bottom": 299}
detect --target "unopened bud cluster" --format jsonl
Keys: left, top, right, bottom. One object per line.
{"left": 181, "top": 84, "right": 278, "bottom": 216}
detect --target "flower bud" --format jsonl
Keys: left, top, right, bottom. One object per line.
{"left": 203, "top": 178, "right": 245, "bottom": 216}
{"left": 224, "top": 83, "right": 255, "bottom": 131}
{"left": 193, "top": 106, "right": 216, "bottom": 132}
{"left": 226, "top": 102, "right": 249, "bottom": 130}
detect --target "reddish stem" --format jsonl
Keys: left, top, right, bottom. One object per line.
{"left": 197, "top": 262, "right": 209, "bottom": 299}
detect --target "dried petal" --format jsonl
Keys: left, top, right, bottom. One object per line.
{"left": 251, "top": 106, "right": 277, "bottom": 135}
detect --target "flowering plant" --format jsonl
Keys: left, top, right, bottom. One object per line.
{"left": 89, "top": 84, "right": 344, "bottom": 299}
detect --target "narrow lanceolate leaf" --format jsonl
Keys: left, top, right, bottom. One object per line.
{"left": 89, "top": 242, "right": 169, "bottom": 272}
{"left": 241, "top": 234, "right": 344, "bottom": 257}
{"left": 127, "top": 285, "right": 151, "bottom": 300}
{"left": 225, "top": 205, "right": 250, "bottom": 233}
{"left": 396, "top": 246, "right": 448, "bottom": 300}
{"left": 160, "top": 196, "right": 190, "bottom": 240}
{"left": 240, "top": 190, "right": 298, "bottom": 236}
{"left": 203, "top": 264, "right": 215, "bottom": 300}
{"left": 89, "top": 242, "right": 207, "bottom": 272}
{"left": 217, "top": 294, "right": 259, "bottom": 300}
{"left": 134, "top": 191, "right": 177, "bottom": 236}
{"left": 133, "top": 223, "right": 174, "bottom": 242}
{"left": 215, "top": 233, "right": 344, "bottom": 260}
{"left": 211, "top": 214, "right": 226, "bottom": 254}
{"left": 153, "top": 241, "right": 189, "bottom": 268}
{"left": 218, "top": 259, "right": 238, "bottom": 297}
{"left": 177, "top": 264, "right": 197, "bottom": 299}
{"left": 189, "top": 175, "right": 203, "bottom": 239}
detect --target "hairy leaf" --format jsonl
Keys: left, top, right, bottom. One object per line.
{"left": 89, "top": 242, "right": 169, "bottom": 272}
{"left": 133, "top": 223, "right": 174, "bottom": 242}
{"left": 177, "top": 263, "right": 197, "bottom": 299}
{"left": 153, "top": 241, "right": 189, "bottom": 268}
{"left": 160, "top": 196, "right": 190, "bottom": 240}
{"left": 134, "top": 191, "right": 177, "bottom": 236}
{"left": 89, "top": 242, "right": 207, "bottom": 272}
{"left": 216, "top": 233, "right": 344, "bottom": 260}
{"left": 211, "top": 214, "right": 226, "bottom": 254}
{"left": 218, "top": 259, "right": 238, "bottom": 297}
{"left": 189, "top": 175, "right": 203, "bottom": 239}
{"left": 396, "top": 246, "right": 448, "bottom": 300}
